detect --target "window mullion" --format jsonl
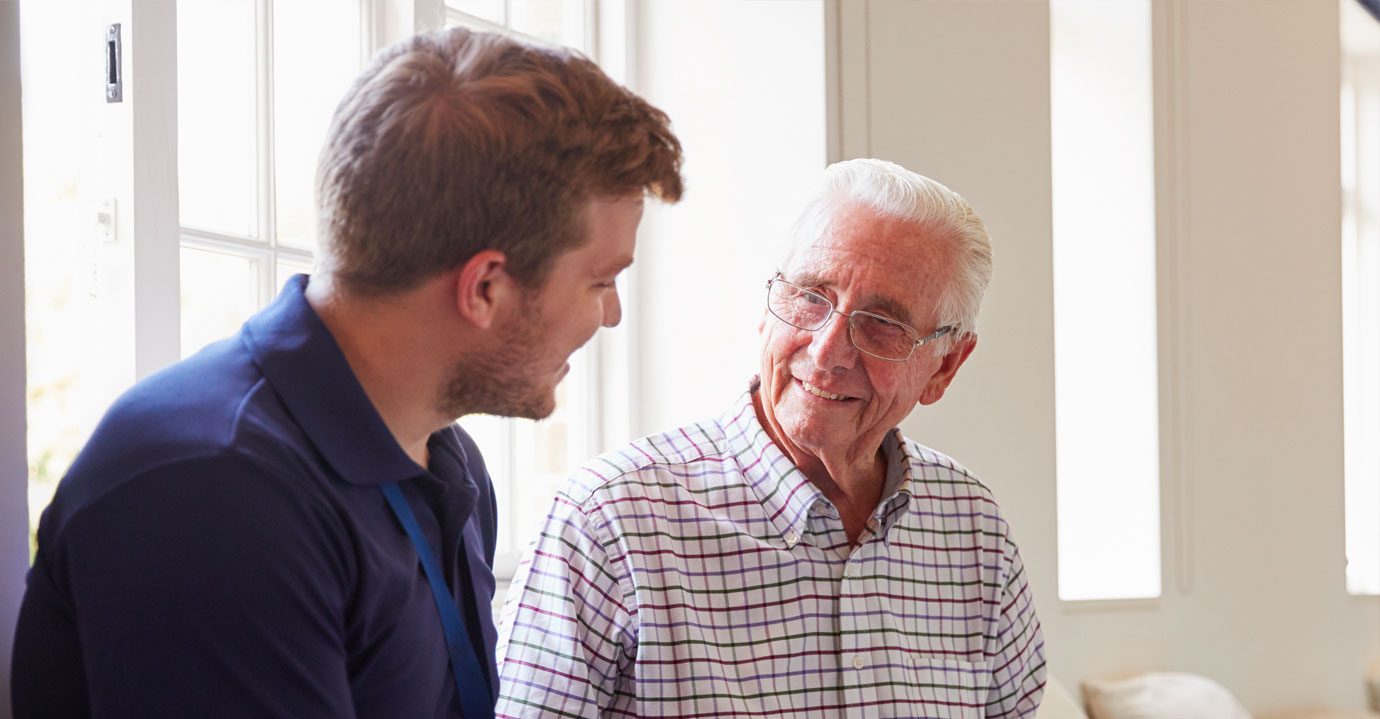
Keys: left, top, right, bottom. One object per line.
{"left": 181, "top": 228, "right": 272, "bottom": 254}
{"left": 360, "top": 0, "right": 379, "bottom": 58}
{"left": 257, "top": 0, "right": 277, "bottom": 308}
{"left": 179, "top": 233, "right": 273, "bottom": 260}
{"left": 582, "top": 0, "right": 598, "bottom": 61}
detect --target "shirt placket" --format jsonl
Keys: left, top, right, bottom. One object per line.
{"left": 838, "top": 532, "right": 879, "bottom": 719}
{"left": 813, "top": 500, "right": 894, "bottom": 719}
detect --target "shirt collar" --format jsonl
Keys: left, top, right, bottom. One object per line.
{"left": 721, "top": 381, "right": 822, "bottom": 545}
{"left": 240, "top": 275, "right": 432, "bottom": 487}
{"left": 875, "top": 428, "right": 917, "bottom": 540}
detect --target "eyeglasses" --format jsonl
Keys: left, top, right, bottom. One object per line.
{"left": 765, "top": 276, "right": 953, "bottom": 362}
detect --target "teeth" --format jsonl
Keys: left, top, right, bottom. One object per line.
{"left": 802, "top": 381, "right": 846, "bottom": 401}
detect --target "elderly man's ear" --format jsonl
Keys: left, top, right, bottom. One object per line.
{"left": 918, "top": 334, "right": 977, "bottom": 406}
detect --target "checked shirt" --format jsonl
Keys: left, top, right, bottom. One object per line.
{"left": 496, "top": 387, "right": 1046, "bottom": 719}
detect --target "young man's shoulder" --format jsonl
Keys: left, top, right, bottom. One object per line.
{"left": 39, "top": 337, "right": 329, "bottom": 550}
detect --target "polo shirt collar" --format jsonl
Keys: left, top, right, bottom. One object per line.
{"left": 240, "top": 275, "right": 431, "bottom": 487}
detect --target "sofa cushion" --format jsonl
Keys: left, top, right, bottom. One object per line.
{"left": 1083, "top": 672, "right": 1251, "bottom": 719}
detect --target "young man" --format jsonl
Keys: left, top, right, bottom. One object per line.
{"left": 12, "top": 27, "right": 682, "bottom": 719}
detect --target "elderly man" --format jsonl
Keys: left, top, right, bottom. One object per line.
{"left": 13, "top": 27, "right": 681, "bottom": 719}
{"left": 496, "top": 159, "right": 1045, "bottom": 718}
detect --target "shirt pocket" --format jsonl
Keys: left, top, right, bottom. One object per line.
{"left": 905, "top": 657, "right": 988, "bottom": 719}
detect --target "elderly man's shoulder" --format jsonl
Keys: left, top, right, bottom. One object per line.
{"left": 899, "top": 435, "right": 1006, "bottom": 512}
{"left": 555, "top": 417, "right": 736, "bottom": 510}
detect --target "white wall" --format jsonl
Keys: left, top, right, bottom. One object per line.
{"left": 630, "top": 0, "right": 827, "bottom": 435}
{"left": 836, "top": 0, "right": 1380, "bottom": 712}
{"left": 1, "top": 3, "right": 27, "bottom": 717}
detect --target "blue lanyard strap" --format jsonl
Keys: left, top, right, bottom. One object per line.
{"left": 381, "top": 481, "right": 494, "bottom": 719}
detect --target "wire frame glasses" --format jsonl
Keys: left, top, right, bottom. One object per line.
{"left": 765, "top": 276, "right": 953, "bottom": 362}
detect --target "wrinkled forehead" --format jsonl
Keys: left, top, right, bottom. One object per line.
{"left": 780, "top": 208, "right": 956, "bottom": 322}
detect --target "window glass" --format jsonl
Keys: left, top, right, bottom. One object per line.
{"left": 275, "top": 257, "right": 315, "bottom": 292}
{"left": 178, "top": 0, "right": 259, "bottom": 238}
{"left": 1341, "top": 0, "right": 1380, "bottom": 596}
{"left": 180, "top": 246, "right": 262, "bottom": 358}
{"left": 272, "top": 0, "right": 361, "bottom": 251}
{"left": 448, "top": 0, "right": 506, "bottom": 25}
{"left": 1051, "top": 0, "right": 1162, "bottom": 601}
{"left": 509, "top": 0, "right": 585, "bottom": 47}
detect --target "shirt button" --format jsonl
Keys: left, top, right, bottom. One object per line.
{"left": 783, "top": 530, "right": 799, "bottom": 547}
{"left": 852, "top": 655, "right": 865, "bottom": 670}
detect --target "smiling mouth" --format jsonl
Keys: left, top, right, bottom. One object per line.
{"left": 799, "top": 379, "right": 853, "bottom": 401}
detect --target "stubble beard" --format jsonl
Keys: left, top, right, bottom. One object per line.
{"left": 435, "top": 293, "right": 557, "bottom": 421}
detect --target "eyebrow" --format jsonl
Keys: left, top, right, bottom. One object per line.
{"left": 595, "top": 256, "right": 635, "bottom": 277}
{"left": 787, "top": 271, "right": 916, "bottom": 326}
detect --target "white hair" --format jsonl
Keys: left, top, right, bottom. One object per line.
{"left": 780, "top": 158, "right": 993, "bottom": 353}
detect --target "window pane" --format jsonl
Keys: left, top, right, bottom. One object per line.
{"left": 1341, "top": 0, "right": 1380, "bottom": 596}
{"left": 180, "top": 246, "right": 262, "bottom": 359}
{"left": 178, "top": 0, "right": 259, "bottom": 238}
{"left": 462, "top": 413, "right": 512, "bottom": 561}
{"left": 496, "top": 346, "right": 592, "bottom": 570}
{"left": 21, "top": 0, "right": 130, "bottom": 556}
{"left": 273, "top": 0, "right": 361, "bottom": 251}
{"left": 1051, "top": 0, "right": 1161, "bottom": 601}
{"left": 510, "top": 0, "right": 586, "bottom": 49}
{"left": 275, "top": 257, "right": 314, "bottom": 294}
{"left": 447, "top": 0, "right": 505, "bottom": 25}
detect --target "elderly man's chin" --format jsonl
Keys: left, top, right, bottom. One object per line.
{"left": 773, "top": 386, "right": 859, "bottom": 451}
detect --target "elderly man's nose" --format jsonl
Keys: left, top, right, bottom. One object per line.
{"left": 809, "top": 314, "right": 857, "bottom": 371}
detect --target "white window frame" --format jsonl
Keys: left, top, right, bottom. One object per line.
{"left": 19, "top": 0, "right": 638, "bottom": 590}
{"left": 17, "top": 0, "right": 381, "bottom": 564}
{"left": 3, "top": 0, "right": 30, "bottom": 695}
{"left": 178, "top": 0, "right": 375, "bottom": 333}
{"left": 1340, "top": 0, "right": 1380, "bottom": 597}
{"left": 1050, "top": 0, "right": 1163, "bottom": 604}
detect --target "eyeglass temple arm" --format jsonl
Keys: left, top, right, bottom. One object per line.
{"left": 918, "top": 325, "right": 957, "bottom": 346}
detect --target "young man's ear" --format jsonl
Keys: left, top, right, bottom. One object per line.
{"left": 918, "top": 334, "right": 978, "bottom": 406}
{"left": 454, "top": 250, "right": 514, "bottom": 330}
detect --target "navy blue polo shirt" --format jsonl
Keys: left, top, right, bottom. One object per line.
{"left": 12, "top": 276, "right": 499, "bottom": 718}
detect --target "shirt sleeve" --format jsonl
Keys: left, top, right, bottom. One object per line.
{"left": 496, "top": 491, "right": 635, "bottom": 719}
{"left": 13, "top": 454, "right": 358, "bottom": 719}
{"left": 984, "top": 536, "right": 1047, "bottom": 718}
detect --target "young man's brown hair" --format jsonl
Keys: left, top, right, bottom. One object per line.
{"left": 316, "top": 27, "right": 684, "bottom": 296}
